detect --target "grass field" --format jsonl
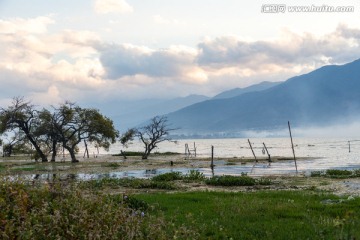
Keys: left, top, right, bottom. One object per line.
{"left": 2, "top": 175, "right": 359, "bottom": 239}
{"left": 137, "top": 191, "right": 360, "bottom": 239}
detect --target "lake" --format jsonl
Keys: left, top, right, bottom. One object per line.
{"left": 83, "top": 137, "right": 360, "bottom": 176}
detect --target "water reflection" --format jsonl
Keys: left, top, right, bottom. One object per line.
{"left": 10, "top": 159, "right": 360, "bottom": 183}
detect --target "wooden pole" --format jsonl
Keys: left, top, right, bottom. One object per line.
{"left": 288, "top": 121, "right": 298, "bottom": 174}
{"left": 211, "top": 145, "right": 214, "bottom": 168}
{"left": 263, "top": 143, "right": 272, "bottom": 163}
{"left": 348, "top": 141, "right": 351, "bottom": 153}
{"left": 248, "top": 139, "right": 257, "bottom": 162}
{"left": 194, "top": 142, "right": 197, "bottom": 157}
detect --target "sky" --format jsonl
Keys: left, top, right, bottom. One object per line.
{"left": 1, "top": 0, "right": 360, "bottom": 106}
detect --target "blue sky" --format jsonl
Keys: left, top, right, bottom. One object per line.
{"left": 1, "top": 0, "right": 360, "bottom": 105}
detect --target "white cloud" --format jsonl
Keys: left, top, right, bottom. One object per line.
{"left": 98, "top": 44, "right": 208, "bottom": 83}
{"left": 197, "top": 25, "right": 360, "bottom": 81}
{"left": 153, "top": 15, "right": 181, "bottom": 25}
{"left": 30, "top": 85, "right": 62, "bottom": 106}
{"left": 1, "top": 15, "right": 360, "bottom": 102}
{"left": 94, "top": 0, "right": 133, "bottom": 14}
{"left": 0, "top": 16, "right": 54, "bottom": 34}
{"left": 0, "top": 16, "right": 106, "bottom": 103}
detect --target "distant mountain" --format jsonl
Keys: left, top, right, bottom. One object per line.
{"left": 85, "top": 94, "right": 210, "bottom": 131}
{"left": 166, "top": 59, "right": 360, "bottom": 135}
{"left": 213, "top": 81, "right": 281, "bottom": 99}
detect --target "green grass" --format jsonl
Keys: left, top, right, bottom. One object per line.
{"left": 152, "top": 172, "right": 183, "bottom": 181}
{"left": 153, "top": 151, "right": 181, "bottom": 156}
{"left": 136, "top": 191, "right": 360, "bottom": 239}
{"left": 310, "top": 169, "right": 360, "bottom": 179}
{"left": 2, "top": 178, "right": 360, "bottom": 239}
{"left": 78, "top": 177, "right": 177, "bottom": 190}
{"left": 102, "top": 162, "right": 121, "bottom": 168}
{"left": 205, "top": 175, "right": 273, "bottom": 186}
{"left": 151, "top": 170, "right": 206, "bottom": 182}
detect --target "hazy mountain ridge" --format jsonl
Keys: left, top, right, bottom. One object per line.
{"left": 213, "top": 81, "right": 281, "bottom": 99}
{"left": 88, "top": 82, "right": 279, "bottom": 131}
{"left": 89, "top": 94, "right": 210, "bottom": 131}
{"left": 166, "top": 59, "right": 360, "bottom": 134}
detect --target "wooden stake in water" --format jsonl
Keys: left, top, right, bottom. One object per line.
{"left": 248, "top": 139, "right": 257, "bottom": 162}
{"left": 348, "top": 141, "right": 351, "bottom": 153}
{"left": 288, "top": 121, "right": 298, "bottom": 174}
{"left": 262, "top": 142, "right": 272, "bottom": 164}
{"left": 211, "top": 145, "right": 214, "bottom": 168}
{"left": 194, "top": 142, "right": 197, "bottom": 157}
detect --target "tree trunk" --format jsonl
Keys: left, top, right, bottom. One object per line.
{"left": 27, "top": 136, "right": 47, "bottom": 162}
{"left": 64, "top": 145, "right": 79, "bottom": 163}
{"left": 142, "top": 146, "right": 152, "bottom": 159}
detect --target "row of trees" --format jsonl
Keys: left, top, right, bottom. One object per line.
{"left": 0, "top": 97, "right": 118, "bottom": 162}
{"left": 0, "top": 97, "right": 175, "bottom": 162}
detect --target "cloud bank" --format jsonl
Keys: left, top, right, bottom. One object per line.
{"left": 1, "top": 15, "right": 360, "bottom": 104}
{"left": 94, "top": 0, "right": 133, "bottom": 14}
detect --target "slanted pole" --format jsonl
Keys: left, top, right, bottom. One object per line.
{"left": 263, "top": 142, "right": 272, "bottom": 164}
{"left": 248, "top": 139, "right": 257, "bottom": 162}
{"left": 288, "top": 121, "right": 298, "bottom": 174}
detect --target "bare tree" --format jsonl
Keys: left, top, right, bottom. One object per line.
{"left": 135, "top": 116, "right": 176, "bottom": 159}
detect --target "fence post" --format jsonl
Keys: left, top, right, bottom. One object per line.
{"left": 263, "top": 142, "right": 272, "bottom": 164}
{"left": 211, "top": 145, "right": 214, "bottom": 168}
{"left": 248, "top": 139, "right": 257, "bottom": 162}
{"left": 288, "top": 121, "right": 298, "bottom": 174}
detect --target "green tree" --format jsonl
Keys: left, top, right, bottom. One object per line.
{"left": 35, "top": 109, "right": 62, "bottom": 162}
{"left": 0, "top": 97, "right": 48, "bottom": 162}
{"left": 52, "top": 102, "right": 119, "bottom": 163}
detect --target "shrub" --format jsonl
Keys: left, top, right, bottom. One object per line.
{"left": 205, "top": 175, "right": 256, "bottom": 186}
{"left": 326, "top": 169, "right": 352, "bottom": 178}
{"left": 310, "top": 171, "right": 323, "bottom": 177}
{"left": 257, "top": 178, "right": 272, "bottom": 185}
{"left": 104, "top": 163, "right": 121, "bottom": 168}
{"left": 353, "top": 169, "right": 360, "bottom": 177}
{"left": 152, "top": 172, "right": 183, "bottom": 181}
{"left": 0, "top": 180, "right": 167, "bottom": 239}
{"left": 183, "top": 170, "right": 205, "bottom": 181}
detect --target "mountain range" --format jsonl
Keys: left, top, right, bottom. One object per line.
{"left": 88, "top": 81, "right": 279, "bottom": 132}
{"left": 165, "top": 59, "right": 360, "bottom": 135}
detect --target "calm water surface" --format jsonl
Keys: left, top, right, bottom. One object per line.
{"left": 14, "top": 138, "right": 360, "bottom": 181}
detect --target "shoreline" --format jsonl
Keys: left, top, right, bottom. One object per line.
{"left": 1, "top": 154, "right": 360, "bottom": 197}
